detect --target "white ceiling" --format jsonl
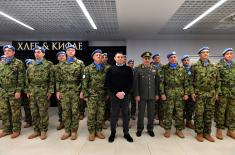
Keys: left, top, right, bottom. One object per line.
{"left": 0, "top": 0, "right": 235, "bottom": 41}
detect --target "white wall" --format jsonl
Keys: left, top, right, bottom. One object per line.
{"left": 126, "top": 40, "right": 235, "bottom": 65}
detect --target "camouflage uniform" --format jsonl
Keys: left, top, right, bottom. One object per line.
{"left": 183, "top": 65, "right": 195, "bottom": 124}
{"left": 160, "top": 63, "right": 189, "bottom": 131}
{"left": 26, "top": 59, "right": 54, "bottom": 133}
{"left": 53, "top": 62, "right": 63, "bottom": 124}
{"left": 215, "top": 59, "right": 235, "bottom": 131}
{"left": 103, "top": 62, "right": 111, "bottom": 122}
{"left": 152, "top": 63, "right": 164, "bottom": 122}
{"left": 82, "top": 63, "right": 109, "bottom": 134}
{"left": 191, "top": 59, "right": 219, "bottom": 135}
{"left": 56, "top": 58, "right": 85, "bottom": 133}
{"left": 0, "top": 57, "right": 24, "bottom": 133}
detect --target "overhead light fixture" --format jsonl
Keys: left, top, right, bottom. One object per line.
{"left": 76, "top": 0, "right": 97, "bottom": 30}
{"left": 183, "top": 0, "right": 228, "bottom": 30}
{"left": 0, "top": 11, "right": 35, "bottom": 30}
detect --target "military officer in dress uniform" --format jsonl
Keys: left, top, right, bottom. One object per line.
{"left": 134, "top": 51, "right": 159, "bottom": 137}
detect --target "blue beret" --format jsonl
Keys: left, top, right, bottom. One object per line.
{"left": 33, "top": 46, "right": 45, "bottom": 53}
{"left": 181, "top": 55, "right": 190, "bottom": 61}
{"left": 198, "top": 47, "right": 209, "bottom": 54}
{"left": 0, "top": 55, "right": 6, "bottom": 58}
{"left": 25, "top": 59, "right": 34, "bottom": 65}
{"left": 91, "top": 49, "right": 102, "bottom": 57}
{"left": 167, "top": 51, "right": 177, "bottom": 59}
{"left": 152, "top": 53, "right": 160, "bottom": 59}
{"left": 56, "top": 51, "right": 66, "bottom": 57}
{"left": 102, "top": 53, "right": 108, "bottom": 56}
{"left": 223, "top": 48, "right": 233, "bottom": 55}
{"left": 128, "top": 59, "right": 134, "bottom": 64}
{"left": 65, "top": 45, "right": 76, "bottom": 51}
{"left": 3, "top": 45, "right": 15, "bottom": 51}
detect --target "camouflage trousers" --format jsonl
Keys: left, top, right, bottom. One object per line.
{"left": 0, "top": 93, "right": 21, "bottom": 132}
{"left": 184, "top": 97, "right": 195, "bottom": 122}
{"left": 194, "top": 95, "right": 215, "bottom": 134}
{"left": 30, "top": 94, "right": 49, "bottom": 132}
{"left": 103, "top": 97, "right": 111, "bottom": 121}
{"left": 155, "top": 99, "right": 164, "bottom": 121}
{"left": 79, "top": 99, "right": 86, "bottom": 116}
{"left": 215, "top": 96, "right": 235, "bottom": 131}
{"left": 21, "top": 93, "right": 32, "bottom": 124}
{"left": 57, "top": 100, "right": 63, "bottom": 123}
{"left": 163, "top": 98, "right": 184, "bottom": 131}
{"left": 61, "top": 90, "right": 80, "bottom": 133}
{"left": 87, "top": 96, "right": 105, "bottom": 134}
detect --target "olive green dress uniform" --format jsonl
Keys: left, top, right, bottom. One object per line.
{"left": 134, "top": 62, "right": 159, "bottom": 133}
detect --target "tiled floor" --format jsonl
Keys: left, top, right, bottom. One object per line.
{"left": 0, "top": 107, "right": 235, "bottom": 155}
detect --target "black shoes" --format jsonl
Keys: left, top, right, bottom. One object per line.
{"left": 124, "top": 134, "right": 133, "bottom": 142}
{"left": 136, "top": 131, "right": 142, "bottom": 137}
{"left": 148, "top": 131, "right": 155, "bottom": 137}
{"left": 108, "top": 132, "right": 116, "bottom": 143}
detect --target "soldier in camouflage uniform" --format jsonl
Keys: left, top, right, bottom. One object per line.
{"left": 26, "top": 46, "right": 54, "bottom": 140}
{"left": 54, "top": 51, "right": 66, "bottom": 130}
{"left": 215, "top": 48, "right": 235, "bottom": 140}
{"left": 102, "top": 53, "right": 111, "bottom": 129}
{"left": 0, "top": 45, "right": 24, "bottom": 138}
{"left": 134, "top": 51, "right": 159, "bottom": 137}
{"left": 151, "top": 53, "right": 164, "bottom": 127}
{"left": 56, "top": 45, "right": 85, "bottom": 140}
{"left": 160, "top": 52, "right": 189, "bottom": 138}
{"left": 191, "top": 47, "right": 219, "bottom": 142}
{"left": 181, "top": 55, "right": 195, "bottom": 129}
{"left": 82, "top": 49, "right": 109, "bottom": 141}
{"left": 0, "top": 55, "right": 6, "bottom": 125}
{"left": 21, "top": 59, "right": 34, "bottom": 128}
{"left": 127, "top": 59, "right": 136, "bottom": 120}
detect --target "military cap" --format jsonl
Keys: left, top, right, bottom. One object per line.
{"left": 33, "top": 46, "right": 45, "bottom": 53}
{"left": 152, "top": 53, "right": 160, "bottom": 59}
{"left": 167, "top": 51, "right": 177, "bottom": 59}
{"left": 141, "top": 51, "right": 152, "bottom": 58}
{"left": 56, "top": 51, "right": 66, "bottom": 57}
{"left": 128, "top": 59, "right": 134, "bottom": 64}
{"left": 181, "top": 55, "right": 190, "bottom": 61}
{"left": 198, "top": 47, "right": 209, "bottom": 54}
{"left": 3, "top": 45, "right": 15, "bottom": 51}
{"left": 223, "top": 48, "right": 233, "bottom": 55}
{"left": 65, "top": 45, "right": 76, "bottom": 51}
{"left": 91, "top": 49, "right": 102, "bottom": 57}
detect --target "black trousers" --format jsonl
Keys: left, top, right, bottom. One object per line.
{"left": 110, "top": 94, "right": 129, "bottom": 135}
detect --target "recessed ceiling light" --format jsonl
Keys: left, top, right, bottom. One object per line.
{"left": 183, "top": 0, "right": 228, "bottom": 30}
{"left": 76, "top": 0, "right": 97, "bottom": 30}
{"left": 0, "top": 11, "right": 35, "bottom": 30}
